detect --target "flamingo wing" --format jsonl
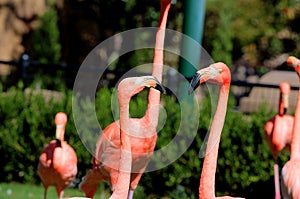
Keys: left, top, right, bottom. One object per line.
{"left": 281, "top": 160, "right": 300, "bottom": 198}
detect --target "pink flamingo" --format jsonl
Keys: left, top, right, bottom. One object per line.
{"left": 111, "top": 76, "right": 165, "bottom": 198}
{"left": 281, "top": 56, "right": 300, "bottom": 198}
{"left": 108, "top": 76, "right": 133, "bottom": 199}
{"left": 79, "top": 76, "right": 166, "bottom": 198}
{"left": 264, "top": 81, "right": 294, "bottom": 199}
{"left": 80, "top": 0, "right": 171, "bottom": 198}
{"left": 38, "top": 112, "right": 78, "bottom": 199}
{"left": 189, "top": 62, "right": 244, "bottom": 199}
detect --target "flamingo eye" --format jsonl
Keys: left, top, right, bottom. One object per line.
{"left": 218, "top": 69, "right": 223, "bottom": 73}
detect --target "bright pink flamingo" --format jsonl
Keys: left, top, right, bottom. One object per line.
{"left": 281, "top": 56, "right": 300, "bottom": 198}
{"left": 38, "top": 112, "right": 78, "bottom": 199}
{"left": 264, "top": 81, "right": 294, "bottom": 199}
{"left": 80, "top": 0, "right": 171, "bottom": 198}
{"left": 79, "top": 76, "right": 166, "bottom": 199}
{"left": 189, "top": 62, "right": 245, "bottom": 199}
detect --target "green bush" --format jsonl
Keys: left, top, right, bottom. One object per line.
{"left": 0, "top": 85, "right": 287, "bottom": 198}
{"left": 31, "top": 9, "right": 61, "bottom": 63}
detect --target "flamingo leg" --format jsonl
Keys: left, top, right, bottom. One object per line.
{"left": 274, "top": 162, "right": 281, "bottom": 199}
{"left": 56, "top": 187, "right": 64, "bottom": 199}
{"left": 43, "top": 187, "right": 48, "bottom": 199}
{"left": 59, "top": 191, "right": 64, "bottom": 199}
{"left": 44, "top": 189, "right": 47, "bottom": 199}
{"left": 128, "top": 190, "right": 134, "bottom": 199}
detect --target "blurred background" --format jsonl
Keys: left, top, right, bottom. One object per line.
{"left": 1, "top": 0, "right": 300, "bottom": 198}
{"left": 0, "top": 0, "right": 299, "bottom": 90}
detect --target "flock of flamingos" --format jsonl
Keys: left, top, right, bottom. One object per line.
{"left": 35, "top": 0, "right": 300, "bottom": 199}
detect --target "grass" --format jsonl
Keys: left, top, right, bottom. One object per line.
{"left": 0, "top": 182, "right": 110, "bottom": 199}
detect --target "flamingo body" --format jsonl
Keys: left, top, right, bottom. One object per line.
{"left": 80, "top": 120, "right": 157, "bottom": 197}
{"left": 38, "top": 112, "right": 78, "bottom": 199}
{"left": 281, "top": 160, "right": 300, "bottom": 198}
{"left": 264, "top": 114, "right": 293, "bottom": 157}
{"left": 264, "top": 81, "right": 293, "bottom": 159}
{"left": 80, "top": 77, "right": 166, "bottom": 198}
{"left": 263, "top": 81, "right": 294, "bottom": 199}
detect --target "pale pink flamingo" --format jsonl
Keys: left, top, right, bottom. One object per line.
{"left": 281, "top": 56, "right": 300, "bottom": 199}
{"left": 79, "top": 76, "right": 166, "bottom": 198}
{"left": 264, "top": 81, "right": 294, "bottom": 199}
{"left": 80, "top": 0, "right": 171, "bottom": 198}
{"left": 189, "top": 62, "right": 245, "bottom": 199}
{"left": 38, "top": 112, "right": 78, "bottom": 199}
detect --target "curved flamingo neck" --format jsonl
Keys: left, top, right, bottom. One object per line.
{"left": 199, "top": 84, "right": 230, "bottom": 199}
{"left": 110, "top": 90, "right": 132, "bottom": 199}
{"left": 291, "top": 88, "right": 300, "bottom": 159}
{"left": 145, "top": 0, "right": 171, "bottom": 126}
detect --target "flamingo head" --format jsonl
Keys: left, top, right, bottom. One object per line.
{"left": 54, "top": 112, "right": 68, "bottom": 145}
{"left": 286, "top": 56, "right": 300, "bottom": 76}
{"left": 279, "top": 82, "right": 290, "bottom": 115}
{"left": 118, "top": 76, "right": 166, "bottom": 99}
{"left": 188, "top": 62, "right": 231, "bottom": 94}
{"left": 55, "top": 112, "right": 68, "bottom": 125}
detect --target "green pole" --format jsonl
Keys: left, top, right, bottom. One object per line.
{"left": 179, "top": 0, "right": 206, "bottom": 99}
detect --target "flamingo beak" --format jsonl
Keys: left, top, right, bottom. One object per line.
{"left": 282, "top": 94, "right": 289, "bottom": 114}
{"left": 188, "top": 72, "right": 201, "bottom": 95}
{"left": 286, "top": 56, "right": 299, "bottom": 67}
{"left": 153, "top": 78, "right": 166, "bottom": 94}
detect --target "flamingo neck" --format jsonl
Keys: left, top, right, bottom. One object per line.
{"left": 199, "top": 85, "right": 229, "bottom": 199}
{"left": 151, "top": 1, "right": 170, "bottom": 81}
{"left": 55, "top": 124, "right": 65, "bottom": 142}
{"left": 291, "top": 88, "right": 300, "bottom": 159}
{"left": 146, "top": 0, "right": 171, "bottom": 126}
{"left": 110, "top": 96, "right": 132, "bottom": 199}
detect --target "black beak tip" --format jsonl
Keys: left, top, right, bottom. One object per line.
{"left": 284, "top": 107, "right": 287, "bottom": 114}
{"left": 152, "top": 76, "right": 166, "bottom": 94}
{"left": 188, "top": 73, "right": 201, "bottom": 95}
{"left": 155, "top": 84, "right": 166, "bottom": 94}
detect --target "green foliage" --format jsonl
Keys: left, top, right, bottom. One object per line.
{"left": 204, "top": 0, "right": 300, "bottom": 67}
{"left": 31, "top": 9, "right": 61, "bottom": 63}
{"left": 0, "top": 85, "right": 285, "bottom": 198}
{"left": 29, "top": 8, "right": 64, "bottom": 90}
{"left": 211, "top": 1, "right": 234, "bottom": 66}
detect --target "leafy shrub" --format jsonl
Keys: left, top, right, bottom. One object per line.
{"left": 0, "top": 85, "right": 286, "bottom": 198}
